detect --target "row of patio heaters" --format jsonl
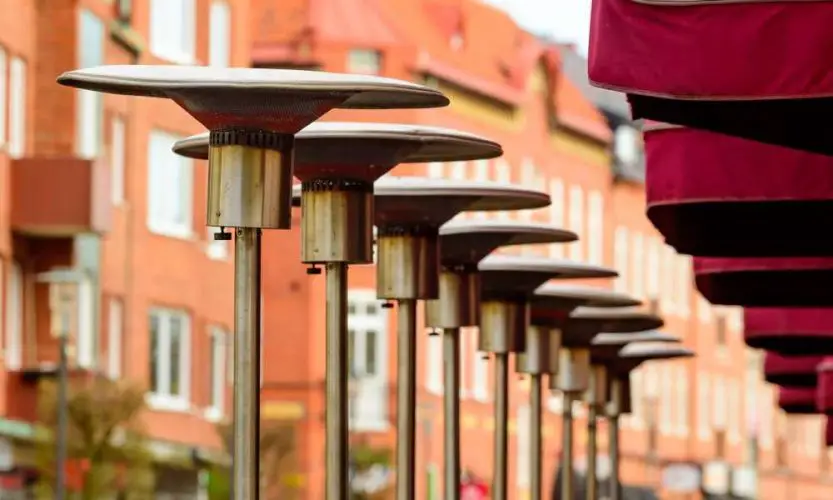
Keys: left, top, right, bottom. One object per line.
{"left": 56, "top": 65, "right": 694, "bottom": 500}
{"left": 586, "top": 0, "right": 833, "bottom": 489}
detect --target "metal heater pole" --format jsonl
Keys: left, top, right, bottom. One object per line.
{"left": 233, "top": 228, "right": 262, "bottom": 499}
{"left": 587, "top": 407, "right": 598, "bottom": 500}
{"left": 325, "top": 262, "right": 349, "bottom": 499}
{"left": 562, "top": 393, "right": 574, "bottom": 500}
{"left": 609, "top": 415, "right": 621, "bottom": 500}
{"left": 493, "top": 352, "right": 509, "bottom": 500}
{"left": 55, "top": 332, "right": 68, "bottom": 500}
{"left": 396, "top": 299, "right": 418, "bottom": 500}
{"left": 443, "top": 328, "right": 461, "bottom": 500}
{"left": 530, "top": 375, "right": 543, "bottom": 500}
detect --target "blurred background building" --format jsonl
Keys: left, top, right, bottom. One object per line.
{"left": 0, "top": 0, "right": 825, "bottom": 498}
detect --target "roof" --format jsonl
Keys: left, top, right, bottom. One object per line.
{"left": 556, "top": 43, "right": 630, "bottom": 119}
{"left": 253, "top": 0, "right": 611, "bottom": 142}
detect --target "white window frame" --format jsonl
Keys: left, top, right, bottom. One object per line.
{"left": 37, "top": 270, "right": 95, "bottom": 370}
{"left": 209, "top": 1, "right": 231, "bottom": 68}
{"left": 628, "top": 368, "right": 644, "bottom": 429}
{"left": 0, "top": 47, "right": 7, "bottom": 147}
{"left": 587, "top": 191, "right": 604, "bottom": 265}
{"left": 347, "top": 289, "right": 388, "bottom": 430}
{"left": 494, "top": 159, "right": 511, "bottom": 220}
{"left": 347, "top": 49, "right": 382, "bottom": 75}
{"left": 659, "top": 364, "right": 673, "bottom": 434}
{"left": 677, "top": 256, "right": 692, "bottom": 318}
{"left": 426, "top": 161, "right": 444, "bottom": 178}
{"left": 614, "top": 125, "right": 640, "bottom": 165}
{"left": 661, "top": 245, "right": 677, "bottom": 314}
{"left": 4, "top": 262, "right": 21, "bottom": 370}
{"left": 712, "top": 375, "right": 727, "bottom": 432}
{"left": 147, "top": 130, "right": 193, "bottom": 239}
{"left": 107, "top": 298, "right": 123, "bottom": 379}
{"left": 206, "top": 326, "right": 228, "bottom": 421}
{"left": 471, "top": 328, "right": 488, "bottom": 402}
{"left": 425, "top": 330, "right": 443, "bottom": 395}
{"left": 206, "top": 227, "right": 229, "bottom": 261}
{"left": 676, "top": 365, "right": 689, "bottom": 436}
{"left": 516, "top": 404, "right": 531, "bottom": 489}
{"left": 8, "top": 56, "right": 25, "bottom": 159}
{"left": 568, "top": 185, "right": 584, "bottom": 261}
{"left": 149, "top": 0, "right": 196, "bottom": 64}
{"left": 613, "top": 226, "right": 628, "bottom": 292}
{"left": 76, "top": 9, "right": 105, "bottom": 159}
{"left": 697, "top": 370, "right": 710, "bottom": 439}
{"left": 630, "top": 232, "right": 644, "bottom": 298}
{"left": 147, "top": 307, "right": 191, "bottom": 411}
{"left": 472, "top": 160, "right": 489, "bottom": 220}
{"left": 548, "top": 179, "right": 565, "bottom": 258}
{"left": 110, "top": 116, "right": 125, "bottom": 205}
{"left": 647, "top": 238, "right": 660, "bottom": 299}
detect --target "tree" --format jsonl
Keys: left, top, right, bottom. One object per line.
{"left": 212, "top": 419, "right": 301, "bottom": 499}
{"left": 34, "top": 377, "right": 154, "bottom": 500}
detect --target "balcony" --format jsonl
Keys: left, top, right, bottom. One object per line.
{"left": 10, "top": 156, "right": 111, "bottom": 237}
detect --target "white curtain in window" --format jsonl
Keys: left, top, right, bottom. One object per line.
{"left": 150, "top": 0, "right": 196, "bottom": 63}
{"left": 425, "top": 332, "right": 442, "bottom": 394}
{"left": 77, "top": 9, "right": 104, "bottom": 158}
{"left": 9, "top": 57, "right": 26, "bottom": 158}
{"left": 209, "top": 1, "right": 231, "bottom": 67}
{"left": 614, "top": 125, "right": 640, "bottom": 165}
{"left": 147, "top": 130, "right": 193, "bottom": 237}
{"left": 5, "top": 263, "right": 22, "bottom": 370}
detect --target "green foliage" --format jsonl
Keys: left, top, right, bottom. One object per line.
{"left": 34, "top": 377, "right": 154, "bottom": 500}
{"left": 350, "top": 443, "right": 394, "bottom": 500}
{"left": 210, "top": 419, "right": 300, "bottom": 500}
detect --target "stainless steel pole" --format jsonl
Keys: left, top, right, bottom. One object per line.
{"left": 233, "top": 228, "right": 262, "bottom": 499}
{"left": 609, "top": 415, "right": 620, "bottom": 500}
{"left": 586, "top": 406, "right": 598, "bottom": 500}
{"left": 530, "top": 375, "right": 543, "bottom": 500}
{"left": 396, "top": 299, "right": 418, "bottom": 500}
{"left": 562, "top": 393, "right": 574, "bottom": 500}
{"left": 55, "top": 333, "right": 68, "bottom": 500}
{"left": 493, "top": 352, "right": 509, "bottom": 500}
{"left": 443, "top": 328, "right": 461, "bottom": 500}
{"left": 326, "top": 262, "right": 349, "bottom": 500}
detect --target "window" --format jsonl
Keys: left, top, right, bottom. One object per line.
{"left": 659, "top": 365, "right": 673, "bottom": 434}
{"left": 110, "top": 116, "right": 125, "bottom": 204}
{"left": 206, "top": 227, "right": 229, "bottom": 261}
{"left": 677, "top": 256, "right": 691, "bottom": 318}
{"left": 494, "top": 160, "right": 511, "bottom": 220}
{"left": 147, "top": 130, "right": 193, "bottom": 238}
{"left": 760, "top": 384, "right": 774, "bottom": 449}
{"left": 472, "top": 160, "right": 489, "bottom": 220}
{"left": 613, "top": 227, "right": 628, "bottom": 292}
{"left": 697, "top": 371, "right": 710, "bottom": 439}
{"left": 697, "top": 294, "right": 712, "bottom": 323}
{"left": 39, "top": 273, "right": 95, "bottom": 369}
{"left": 107, "top": 299, "right": 123, "bottom": 379}
{"left": 347, "top": 49, "right": 382, "bottom": 75}
{"left": 568, "top": 185, "right": 583, "bottom": 260}
{"left": 587, "top": 191, "right": 604, "bottom": 265}
{"left": 77, "top": 9, "right": 104, "bottom": 158}
{"left": 677, "top": 366, "right": 690, "bottom": 436}
{"left": 4, "top": 263, "right": 21, "bottom": 370}
{"left": 661, "top": 245, "right": 676, "bottom": 314}
{"left": 459, "top": 329, "right": 469, "bottom": 398}
{"left": 647, "top": 238, "right": 660, "bottom": 299}
{"left": 8, "top": 57, "right": 25, "bottom": 158}
{"left": 426, "top": 161, "right": 444, "bottom": 178}
{"left": 0, "top": 47, "right": 7, "bottom": 146}
{"left": 148, "top": 308, "right": 191, "bottom": 410}
{"left": 716, "top": 314, "right": 728, "bottom": 347}
{"left": 630, "top": 232, "right": 644, "bottom": 297}
{"left": 729, "top": 378, "right": 741, "bottom": 443}
{"left": 614, "top": 125, "right": 640, "bottom": 165}
{"left": 209, "top": 1, "right": 231, "bottom": 68}
{"left": 712, "top": 375, "right": 727, "bottom": 432}
{"left": 448, "top": 161, "right": 466, "bottom": 180}
{"left": 207, "top": 327, "right": 228, "bottom": 420}
{"left": 347, "top": 290, "right": 388, "bottom": 429}
{"left": 425, "top": 331, "right": 442, "bottom": 395}
{"left": 150, "top": 0, "right": 196, "bottom": 64}
{"left": 548, "top": 179, "right": 565, "bottom": 258}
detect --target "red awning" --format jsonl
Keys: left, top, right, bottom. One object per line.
{"left": 818, "top": 358, "right": 833, "bottom": 416}
{"left": 694, "top": 257, "right": 833, "bottom": 307}
{"left": 763, "top": 351, "right": 823, "bottom": 388}
{"left": 589, "top": 0, "right": 833, "bottom": 154}
{"left": 644, "top": 123, "right": 833, "bottom": 257}
{"left": 778, "top": 386, "right": 817, "bottom": 415}
{"left": 745, "top": 308, "right": 833, "bottom": 355}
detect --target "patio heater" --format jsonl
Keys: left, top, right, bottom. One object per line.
{"left": 57, "top": 65, "right": 448, "bottom": 500}
{"left": 522, "top": 285, "right": 642, "bottom": 500}
{"left": 553, "top": 307, "right": 664, "bottom": 500}
{"left": 587, "top": 331, "right": 678, "bottom": 500}
{"left": 424, "top": 221, "right": 577, "bottom": 500}
{"left": 347, "top": 177, "right": 549, "bottom": 500}
{"left": 477, "top": 256, "right": 617, "bottom": 500}
{"left": 607, "top": 343, "right": 695, "bottom": 500}
{"left": 175, "top": 122, "right": 503, "bottom": 499}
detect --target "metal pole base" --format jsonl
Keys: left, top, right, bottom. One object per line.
{"left": 442, "top": 328, "right": 461, "bottom": 500}
{"left": 325, "top": 263, "right": 349, "bottom": 500}
{"left": 492, "top": 352, "right": 510, "bottom": 500}
{"left": 396, "top": 299, "right": 418, "bottom": 500}
{"left": 561, "top": 393, "right": 575, "bottom": 500}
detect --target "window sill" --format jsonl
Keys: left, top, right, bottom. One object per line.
{"left": 148, "top": 223, "right": 194, "bottom": 241}
{"left": 204, "top": 407, "right": 224, "bottom": 423}
{"left": 349, "top": 419, "right": 390, "bottom": 433}
{"left": 146, "top": 393, "right": 190, "bottom": 413}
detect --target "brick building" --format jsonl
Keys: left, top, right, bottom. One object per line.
{"left": 252, "top": 0, "right": 833, "bottom": 499}
{"left": 0, "top": 0, "right": 250, "bottom": 496}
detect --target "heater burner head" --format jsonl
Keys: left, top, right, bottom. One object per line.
{"left": 57, "top": 65, "right": 449, "bottom": 134}
{"left": 478, "top": 255, "right": 617, "bottom": 300}
{"left": 438, "top": 221, "right": 576, "bottom": 266}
